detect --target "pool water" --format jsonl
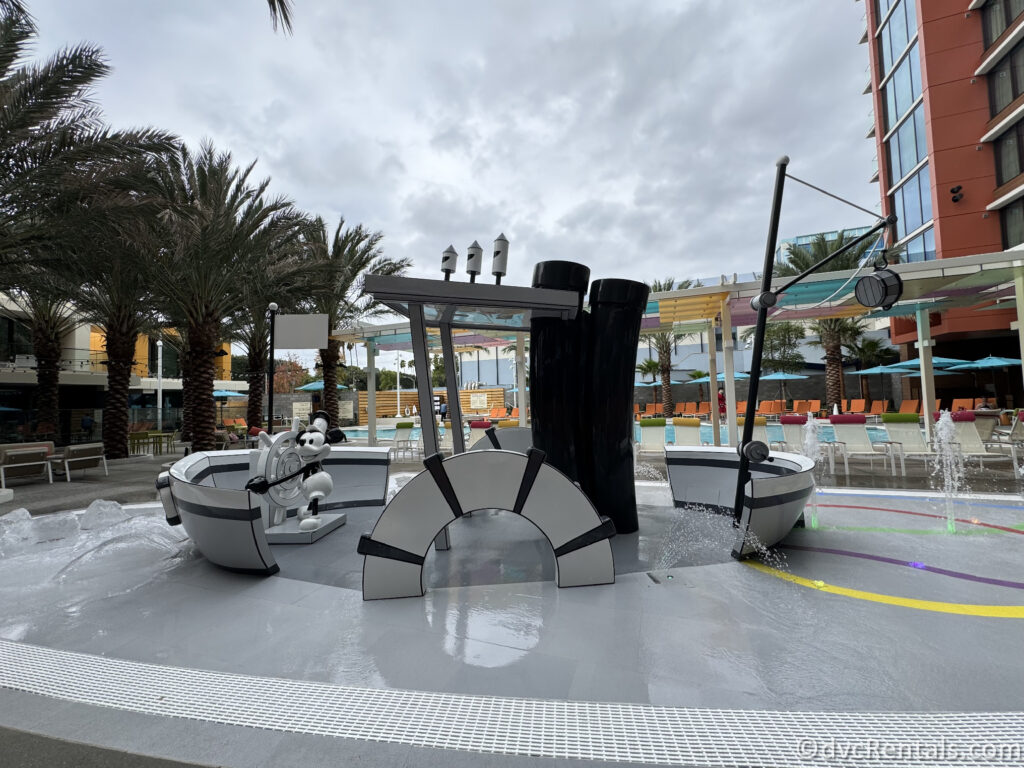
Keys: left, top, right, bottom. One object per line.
{"left": 341, "top": 424, "right": 889, "bottom": 444}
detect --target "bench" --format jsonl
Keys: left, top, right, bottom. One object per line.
{"left": 55, "top": 442, "right": 108, "bottom": 482}
{"left": 0, "top": 446, "right": 53, "bottom": 488}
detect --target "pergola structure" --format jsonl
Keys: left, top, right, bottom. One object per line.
{"left": 339, "top": 248, "right": 1024, "bottom": 446}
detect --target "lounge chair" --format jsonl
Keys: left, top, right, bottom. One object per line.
{"left": 392, "top": 422, "right": 418, "bottom": 460}
{"left": 55, "top": 442, "right": 108, "bottom": 482}
{"left": 774, "top": 414, "right": 809, "bottom": 454}
{"left": 878, "top": 413, "right": 934, "bottom": 474}
{"left": 638, "top": 418, "right": 667, "bottom": 455}
{"left": 827, "top": 414, "right": 889, "bottom": 474}
{"left": 951, "top": 398, "right": 974, "bottom": 413}
{"left": 898, "top": 399, "right": 919, "bottom": 415}
{"left": 790, "top": 400, "right": 807, "bottom": 415}
{"left": 696, "top": 401, "right": 711, "bottom": 418}
{"left": 807, "top": 399, "right": 822, "bottom": 417}
{"left": 847, "top": 399, "right": 867, "bottom": 415}
{"left": 437, "top": 422, "right": 454, "bottom": 455}
{"left": 671, "top": 417, "right": 703, "bottom": 446}
{"left": 948, "top": 412, "right": 1017, "bottom": 468}
{"left": 682, "top": 402, "right": 697, "bottom": 415}
{"left": 868, "top": 400, "right": 888, "bottom": 416}
{"left": 735, "top": 415, "right": 770, "bottom": 446}
{"left": 511, "top": 407, "right": 520, "bottom": 419}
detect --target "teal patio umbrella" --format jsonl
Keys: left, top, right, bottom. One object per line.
{"left": 947, "top": 356, "right": 1023, "bottom": 407}
{"left": 212, "top": 390, "right": 246, "bottom": 423}
{"left": 760, "top": 371, "right": 808, "bottom": 401}
{"left": 888, "top": 357, "right": 969, "bottom": 370}
{"left": 295, "top": 380, "right": 348, "bottom": 391}
{"left": 685, "top": 372, "right": 750, "bottom": 384}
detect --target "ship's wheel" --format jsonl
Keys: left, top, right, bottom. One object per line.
{"left": 252, "top": 429, "right": 305, "bottom": 509}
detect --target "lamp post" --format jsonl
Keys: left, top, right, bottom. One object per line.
{"left": 156, "top": 340, "right": 163, "bottom": 431}
{"left": 267, "top": 302, "right": 278, "bottom": 431}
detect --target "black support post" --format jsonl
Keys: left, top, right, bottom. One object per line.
{"left": 733, "top": 156, "right": 789, "bottom": 520}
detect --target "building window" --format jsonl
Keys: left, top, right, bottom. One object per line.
{"left": 892, "top": 164, "right": 932, "bottom": 241}
{"left": 902, "top": 227, "right": 935, "bottom": 263}
{"left": 984, "top": 0, "right": 1024, "bottom": 50}
{"left": 882, "top": 41, "right": 921, "bottom": 131}
{"left": 886, "top": 102, "right": 927, "bottom": 185}
{"left": 1002, "top": 197, "right": 1024, "bottom": 248}
{"left": 988, "top": 38, "right": 1024, "bottom": 115}
{"left": 877, "top": 0, "right": 916, "bottom": 78}
{"left": 995, "top": 121, "right": 1024, "bottom": 185}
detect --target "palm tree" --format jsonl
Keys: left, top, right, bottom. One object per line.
{"left": 688, "top": 369, "right": 708, "bottom": 403}
{"left": 266, "top": 0, "right": 293, "bottom": 32}
{"left": 641, "top": 277, "right": 695, "bottom": 418}
{"left": 635, "top": 358, "right": 659, "bottom": 383}
{"left": 226, "top": 211, "right": 311, "bottom": 430}
{"left": 0, "top": 272, "right": 77, "bottom": 435}
{"left": 0, "top": 6, "right": 174, "bottom": 270}
{"left": 774, "top": 232, "right": 878, "bottom": 411}
{"left": 144, "top": 143, "right": 295, "bottom": 451}
{"left": 304, "top": 217, "right": 411, "bottom": 426}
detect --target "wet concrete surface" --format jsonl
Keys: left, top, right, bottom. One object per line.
{"left": 1, "top": 454, "right": 1023, "bottom": 766}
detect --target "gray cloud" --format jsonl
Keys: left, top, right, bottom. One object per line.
{"left": 32, "top": 0, "right": 878, "bottom": 288}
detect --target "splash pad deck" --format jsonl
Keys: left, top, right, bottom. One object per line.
{"left": 0, "top": 482, "right": 1023, "bottom": 767}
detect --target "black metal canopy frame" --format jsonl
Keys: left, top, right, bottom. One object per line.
{"left": 731, "top": 156, "right": 899, "bottom": 521}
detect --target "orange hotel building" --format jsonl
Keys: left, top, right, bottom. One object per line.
{"left": 861, "top": 0, "right": 1024, "bottom": 405}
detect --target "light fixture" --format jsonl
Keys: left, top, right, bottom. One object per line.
{"left": 950, "top": 185, "right": 963, "bottom": 203}
{"left": 855, "top": 267, "right": 903, "bottom": 310}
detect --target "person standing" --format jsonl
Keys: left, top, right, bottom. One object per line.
{"left": 718, "top": 387, "right": 727, "bottom": 419}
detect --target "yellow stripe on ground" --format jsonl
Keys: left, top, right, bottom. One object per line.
{"left": 744, "top": 561, "right": 1024, "bottom": 618}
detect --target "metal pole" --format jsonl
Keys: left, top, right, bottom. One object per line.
{"left": 733, "top": 156, "right": 789, "bottom": 521}
{"left": 366, "top": 341, "right": 377, "bottom": 446}
{"left": 916, "top": 308, "right": 936, "bottom": 444}
{"left": 708, "top": 320, "right": 720, "bottom": 446}
{"left": 156, "top": 340, "right": 163, "bottom": 431}
{"left": 440, "top": 323, "right": 465, "bottom": 454}
{"left": 516, "top": 334, "right": 528, "bottom": 427}
{"left": 721, "top": 298, "right": 738, "bottom": 446}
{"left": 266, "top": 302, "right": 278, "bottom": 431}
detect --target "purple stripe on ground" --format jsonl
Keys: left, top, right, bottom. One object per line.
{"left": 780, "top": 544, "right": 1024, "bottom": 590}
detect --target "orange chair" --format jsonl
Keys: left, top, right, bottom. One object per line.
{"left": 920, "top": 399, "right": 942, "bottom": 414}
{"left": 951, "top": 398, "right": 973, "bottom": 412}
{"left": 868, "top": 400, "right": 887, "bottom": 416}
{"left": 511, "top": 407, "right": 519, "bottom": 419}
{"left": 736, "top": 401, "right": 748, "bottom": 413}
{"left": 644, "top": 403, "right": 658, "bottom": 417}
{"left": 697, "top": 401, "right": 711, "bottom": 416}
{"left": 807, "top": 399, "right": 822, "bottom": 416}
{"left": 790, "top": 400, "right": 806, "bottom": 414}
{"left": 898, "top": 399, "right": 919, "bottom": 414}
{"left": 682, "top": 402, "right": 697, "bottom": 415}
{"left": 847, "top": 399, "right": 866, "bottom": 414}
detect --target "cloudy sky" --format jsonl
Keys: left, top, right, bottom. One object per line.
{"left": 32, "top": 0, "right": 879, "bottom": 292}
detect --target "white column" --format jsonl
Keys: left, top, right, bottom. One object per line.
{"left": 707, "top": 320, "right": 720, "bottom": 446}
{"left": 395, "top": 351, "right": 400, "bottom": 417}
{"left": 156, "top": 340, "right": 163, "bottom": 431}
{"left": 366, "top": 341, "right": 377, "bottom": 446}
{"left": 720, "top": 298, "right": 738, "bottom": 446}
{"left": 1015, "top": 274, "right": 1024, "bottom": 395}
{"left": 915, "top": 308, "right": 936, "bottom": 444}
{"left": 516, "top": 334, "right": 528, "bottom": 427}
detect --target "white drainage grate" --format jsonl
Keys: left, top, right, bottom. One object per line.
{"left": 1, "top": 640, "right": 1023, "bottom": 766}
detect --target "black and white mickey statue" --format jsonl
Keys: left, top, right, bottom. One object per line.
{"left": 245, "top": 410, "right": 345, "bottom": 532}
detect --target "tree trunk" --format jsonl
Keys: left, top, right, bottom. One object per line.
{"left": 31, "top": 328, "right": 62, "bottom": 438}
{"left": 245, "top": 344, "right": 267, "bottom": 431}
{"left": 187, "top": 321, "right": 218, "bottom": 452}
{"left": 180, "top": 352, "right": 193, "bottom": 443}
{"left": 859, "top": 374, "right": 870, "bottom": 401}
{"left": 102, "top": 330, "right": 136, "bottom": 460}
{"left": 319, "top": 339, "right": 341, "bottom": 426}
{"left": 824, "top": 343, "right": 843, "bottom": 412}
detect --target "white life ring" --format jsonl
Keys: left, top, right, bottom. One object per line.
{"left": 404, "top": 406, "right": 411, "bottom": 416}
